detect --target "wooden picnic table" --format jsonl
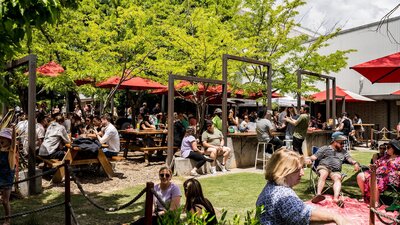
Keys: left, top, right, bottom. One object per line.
{"left": 50, "top": 143, "right": 115, "bottom": 183}
{"left": 120, "top": 129, "right": 172, "bottom": 163}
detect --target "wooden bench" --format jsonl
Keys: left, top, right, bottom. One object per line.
{"left": 38, "top": 146, "right": 116, "bottom": 183}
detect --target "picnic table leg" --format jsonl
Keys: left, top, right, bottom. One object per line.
{"left": 52, "top": 149, "right": 74, "bottom": 183}
{"left": 97, "top": 150, "right": 115, "bottom": 178}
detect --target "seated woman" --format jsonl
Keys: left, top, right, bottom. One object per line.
{"left": 131, "top": 167, "right": 181, "bottom": 225}
{"left": 357, "top": 139, "right": 400, "bottom": 204}
{"left": 183, "top": 178, "right": 217, "bottom": 224}
{"left": 181, "top": 127, "right": 213, "bottom": 176}
{"left": 256, "top": 148, "right": 351, "bottom": 225}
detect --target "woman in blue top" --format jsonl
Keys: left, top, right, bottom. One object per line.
{"left": 256, "top": 148, "right": 351, "bottom": 225}
{"left": 181, "top": 126, "right": 213, "bottom": 176}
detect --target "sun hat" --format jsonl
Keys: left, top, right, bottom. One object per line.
{"left": 389, "top": 139, "right": 400, "bottom": 152}
{"left": 0, "top": 128, "right": 12, "bottom": 140}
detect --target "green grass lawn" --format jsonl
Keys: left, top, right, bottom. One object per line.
{"left": 5, "top": 150, "right": 375, "bottom": 224}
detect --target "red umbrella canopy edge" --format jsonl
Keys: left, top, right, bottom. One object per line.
{"left": 350, "top": 52, "right": 400, "bottom": 84}
{"left": 37, "top": 61, "right": 65, "bottom": 77}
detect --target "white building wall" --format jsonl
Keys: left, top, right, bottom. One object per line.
{"left": 312, "top": 17, "right": 400, "bottom": 95}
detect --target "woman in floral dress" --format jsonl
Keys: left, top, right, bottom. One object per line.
{"left": 357, "top": 139, "right": 400, "bottom": 203}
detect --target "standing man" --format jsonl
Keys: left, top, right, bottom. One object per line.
{"left": 211, "top": 108, "right": 223, "bottom": 131}
{"left": 94, "top": 114, "right": 120, "bottom": 157}
{"left": 202, "top": 120, "right": 231, "bottom": 174}
{"left": 336, "top": 112, "right": 352, "bottom": 151}
{"left": 306, "top": 132, "right": 359, "bottom": 207}
{"left": 285, "top": 105, "right": 310, "bottom": 155}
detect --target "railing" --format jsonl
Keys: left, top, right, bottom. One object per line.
{"left": 369, "top": 167, "right": 400, "bottom": 225}
{"left": 0, "top": 160, "right": 166, "bottom": 225}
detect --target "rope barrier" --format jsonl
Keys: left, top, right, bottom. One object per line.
{"left": 150, "top": 188, "right": 168, "bottom": 210}
{"left": 370, "top": 207, "right": 400, "bottom": 224}
{"left": 71, "top": 173, "right": 147, "bottom": 212}
{"left": 0, "top": 202, "right": 65, "bottom": 220}
{"left": 69, "top": 203, "right": 80, "bottom": 225}
{"left": 0, "top": 163, "right": 65, "bottom": 189}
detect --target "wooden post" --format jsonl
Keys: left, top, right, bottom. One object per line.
{"left": 369, "top": 167, "right": 377, "bottom": 225}
{"left": 144, "top": 182, "right": 154, "bottom": 225}
{"left": 64, "top": 160, "right": 71, "bottom": 225}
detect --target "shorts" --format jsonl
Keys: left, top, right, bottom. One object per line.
{"left": 316, "top": 165, "right": 341, "bottom": 177}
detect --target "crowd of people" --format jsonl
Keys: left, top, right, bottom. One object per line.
{"left": 1, "top": 101, "right": 399, "bottom": 225}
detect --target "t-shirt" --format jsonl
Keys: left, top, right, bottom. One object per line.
{"left": 98, "top": 123, "right": 120, "bottom": 153}
{"left": 256, "top": 118, "right": 274, "bottom": 142}
{"left": 314, "top": 145, "right": 353, "bottom": 172}
{"left": 181, "top": 135, "right": 196, "bottom": 158}
{"left": 293, "top": 114, "right": 310, "bottom": 140}
{"left": 202, "top": 129, "right": 223, "bottom": 148}
{"left": 154, "top": 183, "right": 181, "bottom": 212}
{"left": 341, "top": 118, "right": 351, "bottom": 136}
{"left": 212, "top": 116, "right": 223, "bottom": 131}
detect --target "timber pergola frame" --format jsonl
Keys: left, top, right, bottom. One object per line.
{"left": 296, "top": 69, "right": 337, "bottom": 122}
{"left": 166, "top": 75, "right": 227, "bottom": 166}
{"left": 223, "top": 54, "right": 273, "bottom": 111}
{"left": 166, "top": 54, "right": 273, "bottom": 166}
{"left": 4, "top": 54, "right": 38, "bottom": 194}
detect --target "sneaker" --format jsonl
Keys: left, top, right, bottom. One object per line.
{"left": 210, "top": 167, "right": 217, "bottom": 175}
{"left": 221, "top": 165, "right": 227, "bottom": 173}
{"left": 190, "top": 171, "right": 200, "bottom": 177}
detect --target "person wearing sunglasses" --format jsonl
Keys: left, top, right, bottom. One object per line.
{"left": 371, "top": 143, "right": 387, "bottom": 164}
{"left": 257, "top": 148, "right": 351, "bottom": 225}
{"left": 154, "top": 167, "right": 181, "bottom": 216}
{"left": 305, "top": 132, "right": 359, "bottom": 207}
{"left": 131, "top": 167, "right": 181, "bottom": 225}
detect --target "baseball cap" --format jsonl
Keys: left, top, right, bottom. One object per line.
{"left": 331, "top": 131, "right": 347, "bottom": 142}
{"left": 0, "top": 128, "right": 12, "bottom": 140}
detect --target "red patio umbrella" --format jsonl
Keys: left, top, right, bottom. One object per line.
{"left": 152, "top": 81, "right": 280, "bottom": 99}
{"left": 350, "top": 52, "right": 400, "bottom": 84}
{"left": 391, "top": 90, "right": 400, "bottom": 95}
{"left": 310, "top": 86, "right": 375, "bottom": 102}
{"left": 37, "top": 61, "right": 65, "bottom": 77}
{"left": 96, "top": 76, "right": 166, "bottom": 90}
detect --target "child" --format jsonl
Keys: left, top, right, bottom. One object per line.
{"left": 0, "top": 128, "right": 16, "bottom": 225}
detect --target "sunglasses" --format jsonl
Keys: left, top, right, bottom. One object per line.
{"left": 159, "top": 173, "right": 170, "bottom": 178}
{"left": 337, "top": 141, "right": 345, "bottom": 145}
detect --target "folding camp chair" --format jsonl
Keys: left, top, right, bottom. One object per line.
{"left": 309, "top": 146, "right": 349, "bottom": 196}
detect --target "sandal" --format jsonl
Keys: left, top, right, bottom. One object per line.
{"left": 311, "top": 195, "right": 325, "bottom": 203}
{"left": 336, "top": 199, "right": 345, "bottom": 208}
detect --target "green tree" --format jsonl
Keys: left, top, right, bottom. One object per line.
{"left": 0, "top": 0, "right": 78, "bottom": 105}
{"left": 233, "top": 0, "right": 354, "bottom": 99}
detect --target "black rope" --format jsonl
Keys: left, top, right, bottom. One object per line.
{"left": 71, "top": 173, "right": 147, "bottom": 212}
{"left": 0, "top": 163, "right": 65, "bottom": 189}
{"left": 69, "top": 203, "right": 80, "bottom": 225}
{"left": 150, "top": 188, "right": 168, "bottom": 210}
{"left": 0, "top": 202, "right": 65, "bottom": 220}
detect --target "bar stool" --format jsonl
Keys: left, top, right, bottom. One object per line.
{"left": 255, "top": 141, "right": 275, "bottom": 169}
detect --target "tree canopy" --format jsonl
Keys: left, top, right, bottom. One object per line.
{"left": 3, "top": 0, "right": 354, "bottom": 113}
